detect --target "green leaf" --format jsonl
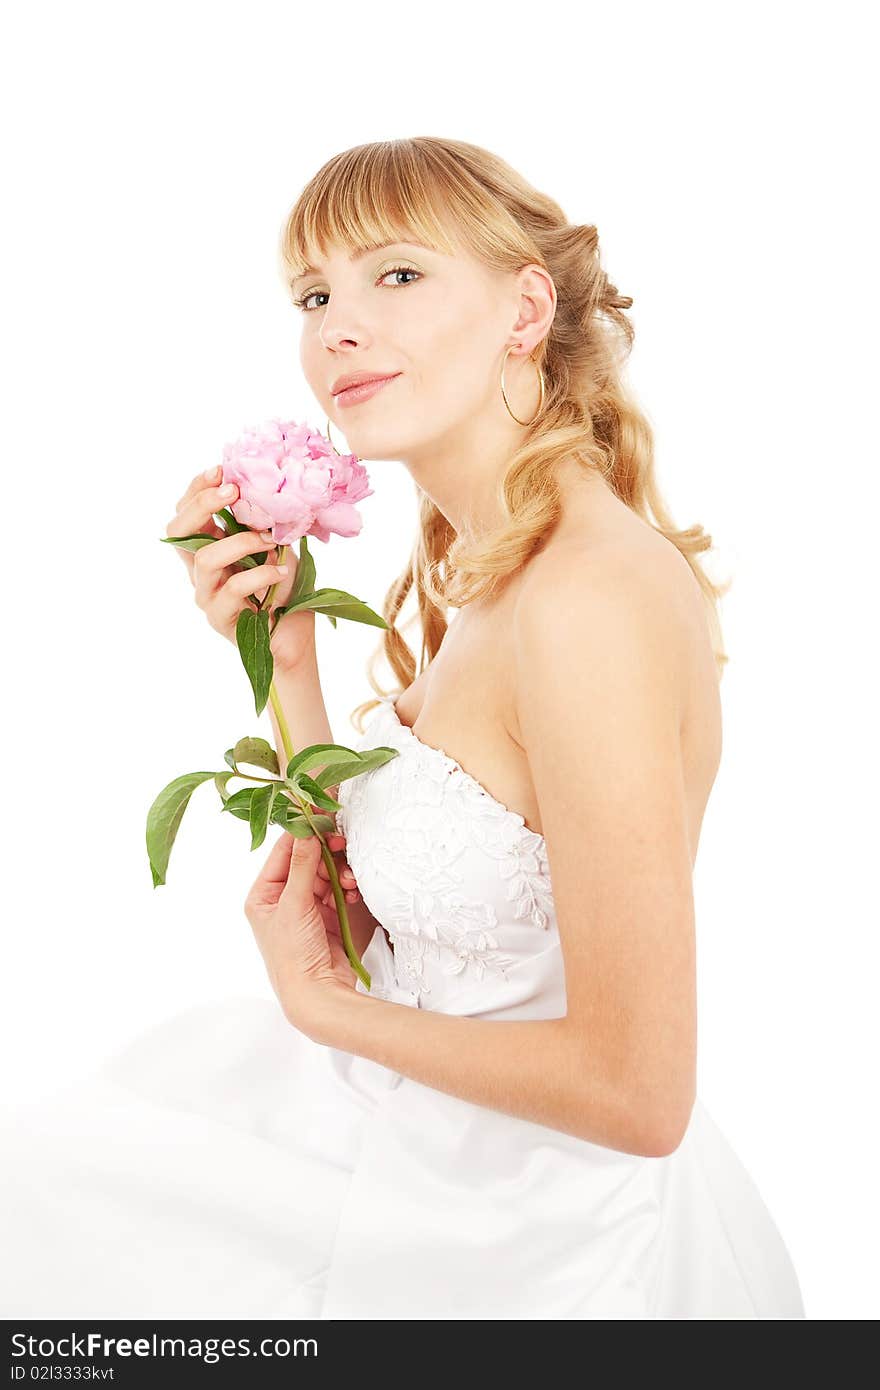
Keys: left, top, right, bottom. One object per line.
{"left": 267, "top": 538, "right": 316, "bottom": 639}
{"left": 214, "top": 770, "right": 236, "bottom": 802}
{"left": 288, "top": 535, "right": 316, "bottom": 603}
{"left": 284, "top": 741, "right": 356, "bottom": 779}
{"left": 355, "top": 746, "right": 401, "bottom": 772}
{"left": 160, "top": 533, "right": 218, "bottom": 555}
{"left": 159, "top": 510, "right": 243, "bottom": 555}
{"left": 236, "top": 550, "right": 272, "bottom": 572}
{"left": 218, "top": 507, "right": 247, "bottom": 534}
{"left": 248, "top": 782, "right": 280, "bottom": 850}
{"left": 281, "top": 741, "right": 398, "bottom": 790}
{"left": 288, "top": 772, "right": 342, "bottom": 813}
{"left": 236, "top": 607, "right": 274, "bottom": 716}
{"left": 146, "top": 770, "right": 220, "bottom": 888}
{"left": 269, "top": 803, "right": 338, "bottom": 837}
{"left": 220, "top": 785, "right": 259, "bottom": 822}
{"left": 227, "top": 737, "right": 279, "bottom": 777}
{"left": 274, "top": 587, "right": 389, "bottom": 630}
{"left": 329, "top": 745, "right": 401, "bottom": 782}
{"left": 310, "top": 751, "right": 381, "bottom": 789}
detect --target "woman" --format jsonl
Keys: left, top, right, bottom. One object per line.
{"left": 0, "top": 137, "right": 805, "bottom": 1319}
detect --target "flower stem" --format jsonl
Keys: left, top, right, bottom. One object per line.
{"left": 267, "top": 681, "right": 294, "bottom": 772}
{"left": 262, "top": 565, "right": 370, "bottom": 992}
{"left": 295, "top": 793, "right": 371, "bottom": 992}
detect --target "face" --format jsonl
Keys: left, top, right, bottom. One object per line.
{"left": 293, "top": 232, "right": 525, "bottom": 463}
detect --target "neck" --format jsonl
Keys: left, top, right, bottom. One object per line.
{"left": 401, "top": 418, "right": 616, "bottom": 541}
{"left": 400, "top": 409, "right": 526, "bottom": 537}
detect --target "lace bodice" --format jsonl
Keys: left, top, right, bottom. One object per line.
{"left": 334, "top": 696, "right": 565, "bottom": 1017}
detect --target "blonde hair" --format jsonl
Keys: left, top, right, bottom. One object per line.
{"left": 278, "top": 137, "right": 731, "bottom": 732}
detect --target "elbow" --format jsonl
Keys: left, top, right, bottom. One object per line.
{"left": 640, "top": 1117, "right": 691, "bottom": 1158}
{"left": 624, "top": 1085, "right": 697, "bottom": 1158}
{"left": 565, "top": 1025, "right": 697, "bottom": 1155}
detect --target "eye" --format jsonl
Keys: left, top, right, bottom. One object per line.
{"left": 293, "top": 265, "right": 422, "bottom": 313}
{"left": 378, "top": 266, "right": 421, "bottom": 291}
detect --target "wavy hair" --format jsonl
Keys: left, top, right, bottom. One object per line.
{"left": 278, "top": 137, "right": 731, "bottom": 733}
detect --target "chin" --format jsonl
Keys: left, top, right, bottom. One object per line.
{"left": 334, "top": 425, "right": 405, "bottom": 462}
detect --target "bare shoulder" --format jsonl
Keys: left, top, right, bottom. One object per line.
{"left": 510, "top": 524, "right": 723, "bottom": 828}
{"left": 514, "top": 527, "right": 706, "bottom": 681}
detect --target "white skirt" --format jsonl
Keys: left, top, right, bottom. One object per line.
{"left": 0, "top": 993, "right": 806, "bottom": 1320}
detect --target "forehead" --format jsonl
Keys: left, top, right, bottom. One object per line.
{"left": 291, "top": 239, "right": 441, "bottom": 287}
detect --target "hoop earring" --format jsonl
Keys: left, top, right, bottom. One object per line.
{"left": 500, "top": 344, "right": 546, "bottom": 426}
{"left": 324, "top": 415, "right": 345, "bottom": 455}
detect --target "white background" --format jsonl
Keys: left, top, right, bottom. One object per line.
{"left": 2, "top": 0, "right": 877, "bottom": 1320}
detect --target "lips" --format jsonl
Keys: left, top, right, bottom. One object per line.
{"left": 331, "top": 372, "right": 400, "bottom": 396}
{"left": 332, "top": 373, "right": 402, "bottom": 409}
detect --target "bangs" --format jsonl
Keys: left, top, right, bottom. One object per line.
{"left": 278, "top": 141, "right": 477, "bottom": 293}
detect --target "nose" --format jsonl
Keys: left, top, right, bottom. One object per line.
{"left": 320, "top": 312, "right": 367, "bottom": 353}
{"left": 322, "top": 330, "right": 360, "bottom": 350}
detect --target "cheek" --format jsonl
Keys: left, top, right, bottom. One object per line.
{"left": 299, "top": 336, "right": 324, "bottom": 392}
{"left": 407, "top": 296, "right": 488, "bottom": 371}
{"left": 430, "top": 317, "right": 495, "bottom": 400}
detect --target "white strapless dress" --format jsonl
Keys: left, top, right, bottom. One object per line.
{"left": 0, "top": 695, "right": 806, "bottom": 1319}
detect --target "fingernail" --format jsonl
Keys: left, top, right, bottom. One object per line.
{"left": 203, "top": 465, "right": 220, "bottom": 479}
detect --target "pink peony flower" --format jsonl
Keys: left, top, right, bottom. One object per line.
{"left": 220, "top": 418, "right": 373, "bottom": 545}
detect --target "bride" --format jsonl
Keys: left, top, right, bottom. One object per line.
{"left": 0, "top": 136, "right": 805, "bottom": 1320}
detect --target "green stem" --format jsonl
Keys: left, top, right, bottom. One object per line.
{"left": 294, "top": 793, "right": 371, "bottom": 992}
{"left": 263, "top": 550, "right": 371, "bottom": 992}
{"left": 268, "top": 681, "right": 294, "bottom": 768}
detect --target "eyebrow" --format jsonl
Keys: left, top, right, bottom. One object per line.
{"left": 291, "top": 240, "right": 431, "bottom": 288}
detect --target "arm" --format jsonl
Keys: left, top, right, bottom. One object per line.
{"left": 266, "top": 645, "right": 353, "bottom": 806}
{"left": 313, "top": 994, "right": 636, "bottom": 1148}
{"left": 309, "top": 547, "right": 698, "bottom": 1158}
{"left": 511, "top": 547, "right": 698, "bottom": 1154}
{"left": 265, "top": 645, "right": 335, "bottom": 780}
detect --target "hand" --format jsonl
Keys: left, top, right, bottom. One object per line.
{"left": 165, "top": 466, "right": 318, "bottom": 673}
{"left": 244, "top": 828, "right": 359, "bottom": 1037}
{"left": 315, "top": 830, "right": 361, "bottom": 907}
{"left": 315, "top": 831, "right": 381, "bottom": 962}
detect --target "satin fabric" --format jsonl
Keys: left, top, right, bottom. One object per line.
{"left": 0, "top": 697, "right": 805, "bottom": 1319}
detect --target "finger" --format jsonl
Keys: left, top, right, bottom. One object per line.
{"left": 174, "top": 465, "right": 224, "bottom": 513}
{"left": 280, "top": 834, "right": 325, "bottom": 913}
{"left": 317, "top": 832, "right": 346, "bottom": 870}
{"left": 168, "top": 480, "right": 240, "bottom": 540}
{"left": 248, "top": 829, "right": 296, "bottom": 905}
{"left": 195, "top": 528, "right": 282, "bottom": 570}
{"left": 315, "top": 844, "right": 354, "bottom": 886}
{"left": 250, "top": 827, "right": 319, "bottom": 902}
{"left": 192, "top": 533, "right": 286, "bottom": 606}
{"left": 316, "top": 847, "right": 343, "bottom": 882}
{"left": 322, "top": 885, "right": 359, "bottom": 907}
{"left": 224, "top": 561, "right": 291, "bottom": 602}
{"left": 212, "top": 562, "right": 289, "bottom": 616}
